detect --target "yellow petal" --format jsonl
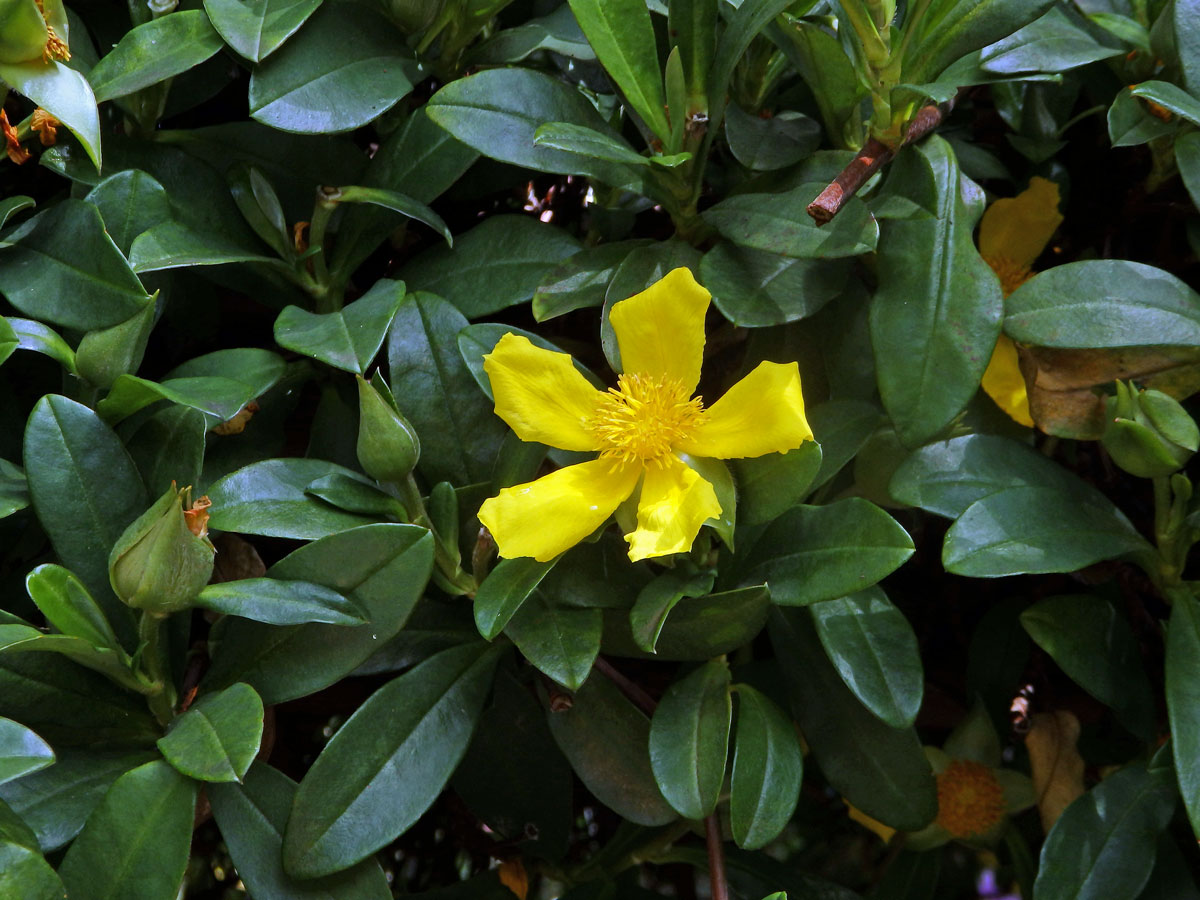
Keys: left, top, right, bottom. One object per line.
{"left": 484, "top": 333, "right": 604, "bottom": 451}
{"left": 625, "top": 455, "right": 720, "bottom": 561}
{"left": 978, "top": 176, "right": 1063, "bottom": 271}
{"left": 981, "top": 335, "right": 1034, "bottom": 428}
{"left": 845, "top": 802, "right": 896, "bottom": 844}
{"left": 676, "top": 361, "right": 813, "bottom": 459}
{"left": 609, "top": 267, "right": 709, "bottom": 392}
{"left": 478, "top": 459, "right": 640, "bottom": 562}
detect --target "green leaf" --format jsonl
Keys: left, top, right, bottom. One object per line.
{"left": 469, "top": 6, "right": 595, "bottom": 64}
{"left": 1006, "top": 260, "right": 1200, "bottom": 348}
{"left": 979, "top": 6, "right": 1123, "bottom": 75}
{"left": 566, "top": 0, "right": 668, "bottom": 138}
{"left": 426, "top": 68, "right": 640, "bottom": 187}
{"left": 534, "top": 121, "right": 689, "bottom": 167}
{"left": 505, "top": 592, "right": 602, "bottom": 691}
{"left": 0, "top": 820, "right": 66, "bottom": 900}
{"left": 870, "top": 136, "right": 1002, "bottom": 447}
{"left": 208, "top": 459, "right": 380, "bottom": 540}
{"left": 333, "top": 186, "right": 452, "bottom": 245}
{"left": 1130, "top": 80, "right": 1200, "bottom": 127}
{"left": 741, "top": 499, "right": 914, "bottom": 606}
{"left": 5, "top": 318, "right": 75, "bottom": 374}
{"left": 248, "top": 3, "right": 412, "bottom": 133}
{"left": 400, "top": 216, "right": 580, "bottom": 319}
{"left": 606, "top": 585, "right": 773, "bottom": 661}
{"left": 473, "top": 558, "right": 557, "bottom": 641}
{"left": 1107, "top": 87, "right": 1176, "bottom": 148}
{"left": 129, "top": 221, "right": 290, "bottom": 274}
{"left": 702, "top": 183, "right": 879, "bottom": 259}
{"left": 707, "top": 0, "right": 796, "bottom": 127}
{"left": 275, "top": 278, "right": 405, "bottom": 374}
{"left": 1021, "top": 595, "right": 1155, "bottom": 739}
{"left": 546, "top": 673, "right": 677, "bottom": 826}
{"left": 724, "top": 105, "right": 821, "bottom": 171}
{"left": 0, "top": 459, "right": 27, "bottom": 520}
{"left": 770, "top": 18, "right": 863, "bottom": 146}
{"left": 942, "top": 485, "right": 1152, "bottom": 577}
{"left": 1178, "top": 131, "right": 1200, "bottom": 212}
{"left": 125, "top": 406, "right": 206, "bottom": 496}
{"left": 0, "top": 60, "right": 101, "bottom": 168}
{"left": 305, "top": 473, "right": 407, "bottom": 519}
{"left": 0, "top": 196, "right": 34, "bottom": 230}
{"left": 283, "top": 642, "right": 503, "bottom": 878}
{"left": 24, "top": 564, "right": 122, "bottom": 653}
{"left": 1167, "top": 590, "right": 1200, "bottom": 839}
{"left": 729, "top": 686, "right": 803, "bottom": 850}
{"left": 629, "top": 567, "right": 717, "bottom": 655}
{"left": 23, "top": 395, "right": 145, "bottom": 644}
{"left": 532, "top": 240, "right": 650, "bottom": 321}
{"left": 195, "top": 578, "right": 367, "bottom": 626}
{"left": 770, "top": 608, "right": 937, "bottom": 832}
{"left": 201, "top": 524, "right": 433, "bottom": 704}
{"left": 703, "top": 242, "right": 850, "bottom": 327}
{"left": 809, "top": 399, "right": 883, "bottom": 489}
{"left": 732, "top": 443, "right": 823, "bottom": 526}
{"left": 84, "top": 170, "right": 173, "bottom": 256}
{"left": 204, "top": 0, "right": 323, "bottom": 62}
{"left": 906, "top": 0, "right": 1054, "bottom": 83}
{"left": 209, "top": 762, "right": 392, "bottom": 900}
{"left": 157, "top": 683, "right": 264, "bottom": 783}
{"left": 387, "top": 292, "right": 508, "bottom": 486}
{"left": 0, "top": 720, "right": 53, "bottom": 787}
{"left": 668, "top": 0, "right": 716, "bottom": 98}
{"left": 58, "top": 760, "right": 196, "bottom": 900}
{"left": 0, "top": 200, "right": 151, "bottom": 331}
{"left": 810, "top": 587, "right": 923, "bottom": 729}
{"left": 1032, "top": 763, "right": 1176, "bottom": 900}
{"left": 88, "top": 11, "right": 224, "bottom": 102}
{"left": 1176, "top": 0, "right": 1200, "bottom": 96}
{"left": 649, "top": 660, "right": 731, "bottom": 819}
{"left": 98, "top": 373, "right": 272, "bottom": 428}
{"left": 0, "top": 625, "right": 142, "bottom": 694}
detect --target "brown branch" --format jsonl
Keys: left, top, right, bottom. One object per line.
{"left": 807, "top": 95, "right": 958, "bottom": 225}
{"left": 594, "top": 656, "right": 658, "bottom": 716}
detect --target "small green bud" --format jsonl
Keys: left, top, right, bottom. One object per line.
{"left": 109, "top": 484, "right": 215, "bottom": 614}
{"left": 1102, "top": 381, "right": 1199, "bottom": 478}
{"left": 356, "top": 374, "right": 420, "bottom": 483}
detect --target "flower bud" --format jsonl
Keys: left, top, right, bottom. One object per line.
{"left": 109, "top": 484, "right": 215, "bottom": 614}
{"left": 356, "top": 374, "right": 420, "bottom": 483}
{"left": 1102, "top": 381, "right": 1199, "bottom": 478}
{"left": 0, "top": 0, "right": 68, "bottom": 64}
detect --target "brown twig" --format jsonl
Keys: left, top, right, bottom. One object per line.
{"left": 807, "top": 96, "right": 957, "bottom": 225}
{"left": 593, "top": 656, "right": 658, "bottom": 716}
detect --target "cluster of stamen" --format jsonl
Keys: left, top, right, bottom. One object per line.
{"left": 588, "top": 373, "right": 705, "bottom": 466}
{"left": 983, "top": 254, "right": 1034, "bottom": 298}
{"left": 35, "top": 0, "right": 70, "bottom": 62}
{"left": 935, "top": 760, "right": 1006, "bottom": 838}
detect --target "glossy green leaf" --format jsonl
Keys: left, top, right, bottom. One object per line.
{"left": 204, "top": 0, "right": 323, "bottom": 62}
{"left": 469, "top": 6, "right": 594, "bottom": 64}
{"left": 0, "top": 625, "right": 142, "bottom": 694}
{"left": 703, "top": 242, "right": 849, "bottom": 327}
{"left": 0, "top": 459, "right": 28, "bottom": 520}
{"left": 473, "top": 558, "right": 557, "bottom": 641}
{"left": 275, "top": 278, "right": 405, "bottom": 374}
{"left": 732, "top": 443, "right": 823, "bottom": 526}
{"left": 99, "top": 373, "right": 270, "bottom": 428}
{"left": 942, "top": 485, "right": 1152, "bottom": 577}
{"left": 534, "top": 122, "right": 688, "bottom": 167}
{"left": 1021, "top": 595, "right": 1154, "bottom": 739}
{"left": 125, "top": 406, "right": 206, "bottom": 496}
{"left": 58, "top": 760, "right": 197, "bottom": 900}
{"left": 0, "top": 196, "right": 34, "bottom": 230}
{"left": 808, "top": 399, "right": 883, "bottom": 489}
{"left": 1130, "top": 81, "right": 1200, "bottom": 128}
{"left": 811, "top": 587, "right": 923, "bottom": 729}
{"left": 1107, "top": 87, "right": 1176, "bottom": 148}
{"left": 283, "top": 641, "right": 503, "bottom": 878}
{"left": 88, "top": 12, "right": 224, "bottom": 102}
{"left": 741, "top": 499, "right": 914, "bottom": 605}
{"left": 770, "top": 18, "right": 862, "bottom": 146}
{"left": 505, "top": 592, "right": 601, "bottom": 691}
{"left": 208, "top": 459, "right": 380, "bottom": 539}
{"left": 157, "top": 683, "right": 264, "bottom": 783}
{"left": 305, "top": 473, "right": 407, "bottom": 519}
{"left": 532, "top": 240, "right": 649, "bottom": 321}
{"left": 0, "top": 200, "right": 150, "bottom": 330}
{"left": 387, "top": 292, "right": 508, "bottom": 486}
{"left": 84, "top": 170, "right": 172, "bottom": 255}
{"left": 980, "top": 6, "right": 1122, "bottom": 75}
{"left": 907, "top": 0, "right": 1054, "bottom": 82}
{"left": 209, "top": 762, "right": 392, "bottom": 900}
{"left": 1176, "top": 0, "right": 1200, "bottom": 95}
{"left": 129, "top": 221, "right": 289, "bottom": 274}
{"left": 24, "top": 564, "right": 121, "bottom": 653}
{"left": 707, "top": 0, "right": 796, "bottom": 126}
{"left": 23, "top": 395, "right": 145, "bottom": 643}
{"left": 629, "top": 568, "right": 715, "bottom": 654}
{"left": 248, "top": 3, "right": 412, "bottom": 133}
{"left": 75, "top": 301, "right": 156, "bottom": 392}
{"left": 606, "top": 585, "right": 773, "bottom": 661}
{"left": 649, "top": 660, "right": 731, "bottom": 819}
{"left": 770, "top": 608, "right": 937, "bottom": 831}
{"left": 401, "top": 216, "right": 580, "bottom": 319}
{"left": 196, "top": 578, "right": 366, "bottom": 626}
{"left": 334, "top": 185, "right": 452, "bottom": 245}
{"left": 546, "top": 672, "right": 677, "bottom": 826}
{"left": 1006, "top": 260, "right": 1200, "bottom": 348}
{"left": 1167, "top": 591, "right": 1200, "bottom": 839}
{"left": 0, "top": 720, "right": 53, "bottom": 787}
{"left": 567, "top": 0, "right": 668, "bottom": 137}
{"left": 724, "top": 105, "right": 821, "bottom": 171}
{"left": 201, "top": 524, "right": 433, "bottom": 704}
{"left": 0, "top": 60, "right": 101, "bottom": 168}
{"left": 6, "top": 318, "right": 75, "bottom": 374}
{"left": 729, "top": 685, "right": 803, "bottom": 850}
{"left": 1032, "top": 763, "right": 1175, "bottom": 900}
{"left": 870, "top": 136, "right": 1002, "bottom": 446}
{"left": 0, "top": 821, "right": 65, "bottom": 900}
{"left": 1178, "top": 131, "right": 1200, "bottom": 212}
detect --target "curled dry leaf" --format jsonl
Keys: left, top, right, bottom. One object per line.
{"left": 1024, "top": 710, "right": 1086, "bottom": 833}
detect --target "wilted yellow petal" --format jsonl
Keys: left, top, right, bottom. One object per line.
{"left": 610, "top": 267, "right": 709, "bottom": 393}
{"left": 676, "top": 361, "right": 813, "bottom": 459}
{"left": 978, "top": 176, "right": 1063, "bottom": 271}
{"left": 1024, "top": 711, "right": 1085, "bottom": 833}
{"left": 981, "top": 335, "right": 1034, "bottom": 427}
{"left": 484, "top": 333, "right": 605, "bottom": 451}
{"left": 498, "top": 859, "right": 528, "bottom": 899}
{"left": 478, "top": 459, "right": 639, "bottom": 562}
{"left": 625, "top": 455, "right": 720, "bottom": 561}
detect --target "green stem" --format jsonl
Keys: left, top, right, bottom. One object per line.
{"left": 138, "top": 612, "right": 176, "bottom": 728}
{"left": 397, "top": 474, "right": 476, "bottom": 595}
{"left": 307, "top": 187, "right": 341, "bottom": 312}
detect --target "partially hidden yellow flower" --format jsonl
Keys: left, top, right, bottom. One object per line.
{"left": 978, "top": 176, "right": 1063, "bottom": 428}
{"left": 476, "top": 267, "right": 813, "bottom": 563}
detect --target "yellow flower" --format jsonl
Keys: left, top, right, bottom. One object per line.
{"left": 477, "top": 267, "right": 813, "bottom": 563}
{"left": 978, "top": 176, "right": 1063, "bottom": 428}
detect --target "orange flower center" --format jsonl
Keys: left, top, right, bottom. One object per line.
{"left": 589, "top": 373, "right": 705, "bottom": 465}
{"left": 935, "top": 760, "right": 1006, "bottom": 838}
{"left": 983, "top": 254, "right": 1034, "bottom": 298}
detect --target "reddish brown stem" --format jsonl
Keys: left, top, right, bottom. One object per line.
{"left": 705, "top": 813, "right": 730, "bottom": 900}
{"left": 807, "top": 96, "right": 957, "bottom": 225}
{"left": 593, "top": 656, "right": 657, "bottom": 716}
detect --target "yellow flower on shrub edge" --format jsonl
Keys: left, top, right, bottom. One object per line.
{"left": 978, "top": 176, "right": 1064, "bottom": 428}
{"left": 477, "top": 267, "right": 814, "bottom": 562}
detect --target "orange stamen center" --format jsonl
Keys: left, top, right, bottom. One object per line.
{"left": 983, "top": 254, "right": 1034, "bottom": 298}
{"left": 935, "top": 760, "right": 1006, "bottom": 838}
{"left": 589, "top": 373, "right": 705, "bottom": 465}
